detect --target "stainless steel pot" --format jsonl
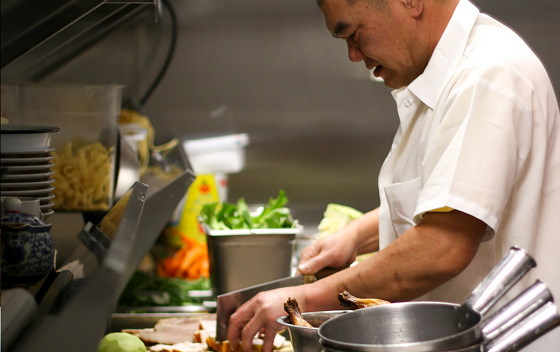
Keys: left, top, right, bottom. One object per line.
{"left": 435, "top": 301, "right": 559, "bottom": 352}
{"left": 318, "top": 247, "right": 537, "bottom": 352}
{"left": 321, "top": 301, "right": 559, "bottom": 352}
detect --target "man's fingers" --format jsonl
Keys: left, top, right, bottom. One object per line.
{"left": 297, "top": 244, "right": 325, "bottom": 274}
{"left": 227, "top": 309, "right": 252, "bottom": 350}
{"left": 261, "top": 326, "right": 279, "bottom": 352}
{"left": 298, "top": 253, "right": 329, "bottom": 275}
{"left": 298, "top": 243, "right": 320, "bottom": 265}
{"left": 241, "top": 316, "right": 263, "bottom": 352}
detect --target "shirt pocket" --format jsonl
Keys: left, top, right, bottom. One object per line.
{"left": 383, "top": 177, "right": 422, "bottom": 237}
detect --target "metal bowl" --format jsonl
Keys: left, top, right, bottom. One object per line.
{"left": 277, "top": 310, "right": 351, "bottom": 352}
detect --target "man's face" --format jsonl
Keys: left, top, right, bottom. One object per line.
{"left": 320, "top": 0, "right": 425, "bottom": 89}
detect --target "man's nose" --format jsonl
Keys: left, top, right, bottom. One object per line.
{"left": 346, "top": 38, "right": 366, "bottom": 62}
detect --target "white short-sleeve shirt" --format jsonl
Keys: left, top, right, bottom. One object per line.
{"left": 377, "top": 1, "right": 560, "bottom": 349}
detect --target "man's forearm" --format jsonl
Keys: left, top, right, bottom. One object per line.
{"left": 303, "top": 210, "right": 487, "bottom": 311}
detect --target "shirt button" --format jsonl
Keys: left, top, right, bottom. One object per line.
{"left": 404, "top": 100, "right": 412, "bottom": 107}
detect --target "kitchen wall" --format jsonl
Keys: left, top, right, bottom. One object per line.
{"left": 40, "top": 0, "right": 560, "bottom": 228}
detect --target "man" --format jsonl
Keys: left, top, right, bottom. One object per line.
{"left": 227, "top": 0, "right": 560, "bottom": 351}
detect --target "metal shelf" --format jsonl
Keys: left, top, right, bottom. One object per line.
{"left": 4, "top": 147, "right": 196, "bottom": 351}
{"left": 8, "top": 182, "right": 149, "bottom": 352}
{"left": 1, "top": 0, "right": 158, "bottom": 79}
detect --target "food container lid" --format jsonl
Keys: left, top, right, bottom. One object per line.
{"left": 183, "top": 133, "right": 249, "bottom": 155}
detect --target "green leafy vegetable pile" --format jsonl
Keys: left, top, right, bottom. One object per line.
{"left": 198, "top": 190, "right": 297, "bottom": 230}
{"left": 118, "top": 271, "right": 210, "bottom": 307}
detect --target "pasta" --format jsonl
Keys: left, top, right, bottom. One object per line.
{"left": 51, "top": 141, "right": 114, "bottom": 211}
{"left": 119, "top": 109, "right": 178, "bottom": 176}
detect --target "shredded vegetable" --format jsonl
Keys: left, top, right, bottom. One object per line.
{"left": 118, "top": 271, "right": 210, "bottom": 307}
{"left": 157, "top": 233, "right": 209, "bottom": 279}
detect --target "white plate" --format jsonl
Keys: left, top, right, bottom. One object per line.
{"left": 39, "top": 202, "right": 55, "bottom": 210}
{"left": 3, "top": 163, "right": 54, "bottom": 172}
{"left": 1, "top": 186, "right": 55, "bottom": 196}
{"left": 0, "top": 146, "right": 55, "bottom": 157}
{"left": 1, "top": 170, "right": 55, "bottom": 181}
{"left": 1, "top": 179, "right": 55, "bottom": 189}
{"left": 37, "top": 194, "right": 56, "bottom": 205}
{"left": 1, "top": 156, "right": 54, "bottom": 164}
{"left": 42, "top": 209, "right": 54, "bottom": 220}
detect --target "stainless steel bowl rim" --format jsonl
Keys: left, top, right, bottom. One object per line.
{"left": 318, "top": 302, "right": 482, "bottom": 351}
{"left": 277, "top": 310, "right": 352, "bottom": 331}
{"left": 277, "top": 316, "right": 317, "bottom": 331}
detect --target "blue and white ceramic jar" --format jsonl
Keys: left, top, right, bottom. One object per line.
{"left": 1, "top": 197, "right": 54, "bottom": 287}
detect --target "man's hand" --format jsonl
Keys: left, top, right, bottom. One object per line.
{"left": 227, "top": 286, "right": 308, "bottom": 352}
{"left": 297, "top": 229, "right": 359, "bottom": 275}
{"left": 297, "top": 208, "right": 381, "bottom": 275}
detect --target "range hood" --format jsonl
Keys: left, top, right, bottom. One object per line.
{"left": 1, "top": 0, "right": 159, "bottom": 82}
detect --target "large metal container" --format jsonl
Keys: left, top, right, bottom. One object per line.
{"left": 206, "top": 227, "right": 301, "bottom": 295}
{"left": 318, "top": 247, "right": 537, "bottom": 352}
{"left": 277, "top": 311, "right": 351, "bottom": 352}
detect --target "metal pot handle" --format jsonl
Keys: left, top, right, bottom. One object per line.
{"left": 462, "top": 247, "right": 536, "bottom": 316}
{"left": 481, "top": 280, "right": 553, "bottom": 342}
{"left": 486, "top": 301, "right": 560, "bottom": 352}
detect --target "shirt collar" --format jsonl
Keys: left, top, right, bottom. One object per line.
{"left": 405, "top": 0, "right": 480, "bottom": 109}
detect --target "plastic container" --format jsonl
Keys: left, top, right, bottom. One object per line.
{"left": 183, "top": 134, "right": 249, "bottom": 174}
{"left": 1, "top": 84, "right": 123, "bottom": 211}
{"left": 205, "top": 226, "right": 302, "bottom": 295}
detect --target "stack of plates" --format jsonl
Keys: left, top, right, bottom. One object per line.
{"left": 1, "top": 147, "right": 56, "bottom": 220}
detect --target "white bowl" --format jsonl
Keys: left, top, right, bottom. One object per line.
{"left": 39, "top": 202, "right": 54, "bottom": 211}
{"left": 42, "top": 209, "right": 54, "bottom": 220}
{"left": 1, "top": 186, "right": 55, "bottom": 196}
{"left": 0, "top": 125, "right": 59, "bottom": 152}
{"left": 1, "top": 170, "right": 54, "bottom": 181}
{"left": 0, "top": 147, "right": 55, "bottom": 157}
{"left": 36, "top": 194, "right": 56, "bottom": 205}
{"left": 1, "top": 156, "right": 54, "bottom": 165}
{"left": 1, "top": 179, "right": 55, "bottom": 189}
{"left": 3, "top": 163, "right": 54, "bottom": 172}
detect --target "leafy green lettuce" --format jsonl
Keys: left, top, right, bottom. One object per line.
{"left": 198, "top": 190, "right": 296, "bottom": 230}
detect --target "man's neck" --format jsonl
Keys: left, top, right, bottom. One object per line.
{"left": 423, "top": 0, "right": 461, "bottom": 55}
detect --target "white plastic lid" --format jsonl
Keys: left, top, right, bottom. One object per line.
{"left": 183, "top": 133, "right": 249, "bottom": 155}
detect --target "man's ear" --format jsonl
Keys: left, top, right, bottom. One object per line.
{"left": 401, "top": 0, "right": 423, "bottom": 18}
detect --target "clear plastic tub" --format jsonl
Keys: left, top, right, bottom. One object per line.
{"left": 1, "top": 84, "right": 123, "bottom": 211}
{"left": 183, "top": 133, "right": 249, "bottom": 174}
